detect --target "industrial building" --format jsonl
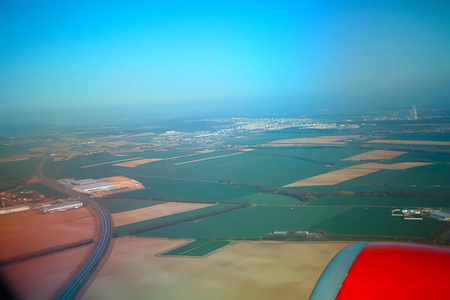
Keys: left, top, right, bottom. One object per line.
{"left": 0, "top": 204, "right": 30, "bottom": 215}
{"left": 430, "top": 210, "right": 450, "bottom": 221}
{"left": 61, "top": 178, "right": 116, "bottom": 193}
{"left": 40, "top": 201, "right": 83, "bottom": 213}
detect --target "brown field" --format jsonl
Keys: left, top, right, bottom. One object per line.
{"left": 112, "top": 202, "right": 214, "bottom": 227}
{"left": 0, "top": 244, "right": 94, "bottom": 300}
{"left": 283, "top": 168, "right": 378, "bottom": 187}
{"left": 113, "top": 158, "right": 163, "bottom": 167}
{"left": 342, "top": 150, "right": 407, "bottom": 161}
{"left": 368, "top": 139, "right": 450, "bottom": 146}
{"left": 267, "top": 135, "right": 360, "bottom": 147}
{"left": 82, "top": 237, "right": 353, "bottom": 300}
{"left": 174, "top": 152, "right": 243, "bottom": 165}
{"left": 348, "top": 162, "right": 433, "bottom": 170}
{"left": 81, "top": 157, "right": 142, "bottom": 168}
{"left": 127, "top": 132, "right": 156, "bottom": 137}
{"left": 0, "top": 208, "right": 97, "bottom": 261}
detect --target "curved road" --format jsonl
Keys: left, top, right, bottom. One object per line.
{"left": 37, "top": 158, "right": 111, "bottom": 300}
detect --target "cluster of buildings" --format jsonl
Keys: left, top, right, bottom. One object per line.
{"left": 0, "top": 199, "right": 83, "bottom": 215}
{"left": 1, "top": 191, "right": 45, "bottom": 207}
{"left": 60, "top": 178, "right": 116, "bottom": 193}
{"left": 391, "top": 208, "right": 423, "bottom": 220}
{"left": 392, "top": 208, "right": 450, "bottom": 221}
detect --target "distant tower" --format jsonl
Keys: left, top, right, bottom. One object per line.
{"left": 410, "top": 105, "right": 418, "bottom": 120}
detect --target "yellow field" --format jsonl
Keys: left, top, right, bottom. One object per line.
{"left": 283, "top": 168, "right": 378, "bottom": 187}
{"left": 111, "top": 202, "right": 214, "bottom": 227}
{"left": 82, "top": 237, "right": 353, "bottom": 300}
{"left": 113, "top": 158, "right": 163, "bottom": 167}
{"left": 368, "top": 139, "right": 450, "bottom": 146}
{"left": 342, "top": 150, "right": 407, "bottom": 161}
{"left": 348, "top": 162, "right": 433, "bottom": 170}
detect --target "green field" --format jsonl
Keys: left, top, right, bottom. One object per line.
{"left": 309, "top": 207, "right": 443, "bottom": 237}
{"left": 114, "top": 204, "right": 240, "bottom": 237}
{"left": 308, "top": 197, "right": 450, "bottom": 208}
{"left": 162, "top": 240, "right": 230, "bottom": 256}
{"left": 137, "top": 206, "right": 350, "bottom": 239}
{"left": 228, "top": 193, "right": 303, "bottom": 205}
{"left": 97, "top": 198, "right": 165, "bottom": 214}
{"left": 19, "top": 183, "right": 69, "bottom": 198}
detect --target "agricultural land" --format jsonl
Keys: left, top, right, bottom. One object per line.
{"left": 1, "top": 107, "right": 450, "bottom": 299}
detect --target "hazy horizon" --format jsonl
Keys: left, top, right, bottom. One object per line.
{"left": 1, "top": 0, "right": 449, "bottom": 122}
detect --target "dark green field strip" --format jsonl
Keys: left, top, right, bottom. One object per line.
{"left": 308, "top": 197, "right": 450, "bottom": 208}
{"left": 113, "top": 177, "right": 257, "bottom": 202}
{"left": 97, "top": 198, "right": 165, "bottom": 214}
{"left": 139, "top": 206, "right": 350, "bottom": 239}
{"left": 114, "top": 204, "right": 246, "bottom": 237}
{"left": 228, "top": 193, "right": 302, "bottom": 205}
{"left": 309, "top": 207, "right": 443, "bottom": 238}
{"left": 162, "top": 240, "right": 230, "bottom": 256}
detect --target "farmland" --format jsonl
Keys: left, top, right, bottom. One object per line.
{"left": 162, "top": 240, "right": 231, "bottom": 256}
{"left": 1, "top": 110, "right": 450, "bottom": 300}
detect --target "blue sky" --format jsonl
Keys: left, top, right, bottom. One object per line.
{"left": 1, "top": 0, "right": 449, "bottom": 116}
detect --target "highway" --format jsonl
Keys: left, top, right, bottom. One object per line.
{"left": 37, "top": 158, "right": 112, "bottom": 300}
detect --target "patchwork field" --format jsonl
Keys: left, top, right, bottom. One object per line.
{"left": 368, "top": 139, "right": 450, "bottom": 146}
{"left": 82, "top": 237, "right": 354, "bottom": 300}
{"left": 342, "top": 150, "right": 407, "bottom": 161}
{"left": 111, "top": 202, "right": 215, "bottom": 227}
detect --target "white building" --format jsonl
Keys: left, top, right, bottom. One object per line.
{"left": 430, "top": 210, "right": 450, "bottom": 221}
{"left": 61, "top": 178, "right": 116, "bottom": 193}
{"left": 40, "top": 201, "right": 83, "bottom": 213}
{"left": 0, "top": 204, "right": 30, "bottom": 215}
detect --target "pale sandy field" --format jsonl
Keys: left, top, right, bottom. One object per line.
{"left": 283, "top": 168, "right": 378, "bottom": 187}
{"left": 0, "top": 244, "right": 94, "bottom": 300}
{"left": 97, "top": 176, "right": 144, "bottom": 189}
{"left": 127, "top": 132, "right": 156, "bottom": 137}
{"left": 348, "top": 162, "right": 433, "bottom": 170}
{"left": 267, "top": 135, "right": 359, "bottom": 147}
{"left": 368, "top": 139, "right": 450, "bottom": 146}
{"left": 284, "top": 161, "right": 433, "bottom": 187}
{"left": 81, "top": 157, "right": 142, "bottom": 168}
{"left": 112, "top": 202, "right": 215, "bottom": 227}
{"left": 113, "top": 158, "right": 163, "bottom": 167}
{"left": 174, "top": 152, "right": 243, "bottom": 165}
{"left": 82, "top": 237, "right": 353, "bottom": 300}
{"left": 342, "top": 150, "right": 407, "bottom": 161}
{"left": 0, "top": 208, "right": 97, "bottom": 261}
